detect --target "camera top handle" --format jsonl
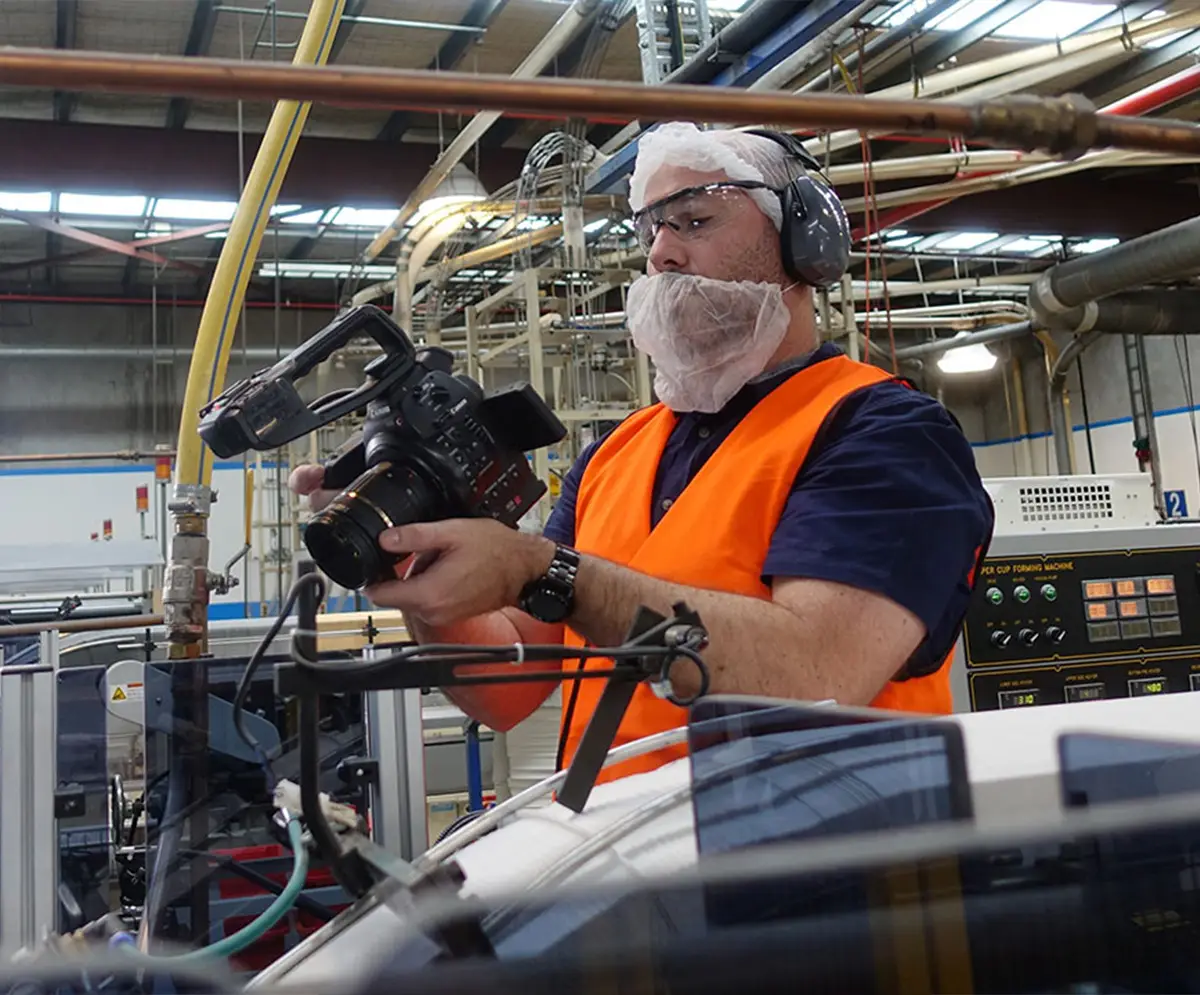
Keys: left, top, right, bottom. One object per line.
{"left": 199, "top": 305, "right": 420, "bottom": 459}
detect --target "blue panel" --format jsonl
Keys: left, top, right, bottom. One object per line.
{"left": 209, "top": 602, "right": 251, "bottom": 620}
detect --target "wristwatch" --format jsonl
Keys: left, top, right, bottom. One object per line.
{"left": 519, "top": 544, "right": 580, "bottom": 623}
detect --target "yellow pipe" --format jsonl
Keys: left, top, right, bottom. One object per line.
{"left": 174, "top": 0, "right": 346, "bottom": 490}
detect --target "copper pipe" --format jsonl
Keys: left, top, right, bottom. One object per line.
{"left": 1, "top": 613, "right": 163, "bottom": 637}
{"left": 3, "top": 47, "right": 1200, "bottom": 155}
{"left": 0, "top": 450, "right": 176, "bottom": 464}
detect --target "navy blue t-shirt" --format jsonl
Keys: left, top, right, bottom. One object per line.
{"left": 543, "top": 343, "right": 995, "bottom": 674}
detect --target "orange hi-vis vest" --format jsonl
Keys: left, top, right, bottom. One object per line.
{"left": 560, "top": 354, "right": 956, "bottom": 784}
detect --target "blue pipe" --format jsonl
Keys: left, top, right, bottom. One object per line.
{"left": 465, "top": 722, "right": 484, "bottom": 812}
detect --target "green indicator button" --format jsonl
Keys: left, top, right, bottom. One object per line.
{"left": 1014, "top": 585, "right": 1031, "bottom": 604}
{"left": 987, "top": 587, "right": 1004, "bottom": 605}
{"left": 1041, "top": 583, "right": 1058, "bottom": 602}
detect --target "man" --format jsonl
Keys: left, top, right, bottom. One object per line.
{"left": 291, "top": 122, "right": 994, "bottom": 783}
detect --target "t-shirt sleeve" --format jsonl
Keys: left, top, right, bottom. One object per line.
{"left": 541, "top": 437, "right": 605, "bottom": 547}
{"left": 762, "top": 382, "right": 994, "bottom": 664}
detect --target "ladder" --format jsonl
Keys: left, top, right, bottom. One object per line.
{"left": 1123, "top": 332, "right": 1165, "bottom": 515}
{"left": 633, "top": 0, "right": 712, "bottom": 84}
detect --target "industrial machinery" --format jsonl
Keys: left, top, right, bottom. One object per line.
{"left": 954, "top": 473, "right": 1200, "bottom": 712}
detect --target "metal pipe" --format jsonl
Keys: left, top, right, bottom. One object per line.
{"left": 1034, "top": 290, "right": 1200, "bottom": 336}
{"left": 213, "top": 5, "right": 489, "bottom": 33}
{"left": 0, "top": 450, "right": 176, "bottom": 463}
{"left": 1032, "top": 222, "right": 1200, "bottom": 315}
{"left": 3, "top": 49, "right": 1200, "bottom": 156}
{"left": 1049, "top": 330, "right": 1103, "bottom": 476}
{"left": 0, "top": 614, "right": 163, "bottom": 637}
{"left": 745, "top": 0, "right": 878, "bottom": 93}
{"left": 0, "top": 346, "right": 285, "bottom": 360}
{"left": 844, "top": 63, "right": 1200, "bottom": 225}
{"left": 801, "top": 8, "right": 1200, "bottom": 160}
{"left": 892, "top": 321, "right": 1033, "bottom": 360}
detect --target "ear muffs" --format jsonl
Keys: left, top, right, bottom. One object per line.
{"left": 744, "top": 129, "right": 852, "bottom": 289}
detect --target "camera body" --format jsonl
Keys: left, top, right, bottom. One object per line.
{"left": 199, "top": 305, "right": 566, "bottom": 589}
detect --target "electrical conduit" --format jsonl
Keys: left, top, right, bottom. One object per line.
{"left": 167, "top": 0, "right": 345, "bottom": 656}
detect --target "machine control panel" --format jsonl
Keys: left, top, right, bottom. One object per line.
{"left": 968, "top": 655, "right": 1200, "bottom": 712}
{"left": 963, "top": 547, "right": 1200, "bottom": 668}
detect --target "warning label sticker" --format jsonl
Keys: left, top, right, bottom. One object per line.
{"left": 111, "top": 682, "right": 144, "bottom": 703}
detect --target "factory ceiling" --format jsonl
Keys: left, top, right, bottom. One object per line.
{"left": 0, "top": 0, "right": 1198, "bottom": 309}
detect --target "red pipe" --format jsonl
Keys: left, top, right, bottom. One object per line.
{"left": 853, "top": 64, "right": 1200, "bottom": 241}
{"left": 0, "top": 292, "right": 339, "bottom": 309}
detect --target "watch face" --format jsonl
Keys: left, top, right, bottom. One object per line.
{"left": 527, "top": 586, "right": 569, "bottom": 622}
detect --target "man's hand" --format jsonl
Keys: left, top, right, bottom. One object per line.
{"left": 365, "top": 519, "right": 556, "bottom": 628}
{"left": 288, "top": 464, "right": 337, "bottom": 513}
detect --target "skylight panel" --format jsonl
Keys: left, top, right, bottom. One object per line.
{"left": 1072, "top": 237, "right": 1119, "bottom": 254}
{"left": 995, "top": 1, "right": 1114, "bottom": 40}
{"left": 1001, "top": 236, "right": 1060, "bottom": 254}
{"left": 331, "top": 207, "right": 401, "bottom": 228}
{"left": 934, "top": 231, "right": 999, "bottom": 251}
{"left": 153, "top": 199, "right": 239, "bottom": 221}
{"left": 59, "top": 193, "right": 147, "bottom": 217}
{"left": 928, "top": 0, "right": 1006, "bottom": 33}
{"left": 280, "top": 209, "right": 327, "bottom": 225}
{"left": 0, "top": 191, "right": 52, "bottom": 212}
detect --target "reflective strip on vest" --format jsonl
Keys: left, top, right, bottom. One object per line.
{"left": 560, "top": 355, "right": 954, "bottom": 784}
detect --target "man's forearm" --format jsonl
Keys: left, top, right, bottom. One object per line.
{"left": 567, "top": 554, "right": 916, "bottom": 706}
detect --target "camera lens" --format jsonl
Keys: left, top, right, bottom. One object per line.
{"left": 303, "top": 462, "right": 441, "bottom": 590}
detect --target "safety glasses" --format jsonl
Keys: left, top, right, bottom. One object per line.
{"left": 630, "top": 181, "right": 782, "bottom": 255}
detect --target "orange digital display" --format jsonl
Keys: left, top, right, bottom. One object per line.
{"left": 1116, "top": 580, "right": 1138, "bottom": 597}
{"left": 1088, "top": 602, "right": 1114, "bottom": 620}
{"left": 1147, "top": 577, "right": 1176, "bottom": 595}
{"left": 1084, "top": 581, "right": 1114, "bottom": 599}
{"left": 1119, "top": 600, "right": 1142, "bottom": 618}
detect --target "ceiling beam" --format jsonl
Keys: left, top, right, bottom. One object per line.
{"left": 376, "top": 0, "right": 511, "bottom": 143}
{"left": 0, "top": 222, "right": 229, "bottom": 277}
{"left": 0, "top": 210, "right": 203, "bottom": 273}
{"left": 870, "top": 0, "right": 1043, "bottom": 92}
{"left": 166, "top": 0, "right": 219, "bottom": 130}
{"left": 52, "top": 0, "right": 79, "bottom": 124}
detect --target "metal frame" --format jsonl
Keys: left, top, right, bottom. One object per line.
{"left": 365, "top": 647, "right": 429, "bottom": 861}
{"left": 0, "top": 632, "right": 60, "bottom": 957}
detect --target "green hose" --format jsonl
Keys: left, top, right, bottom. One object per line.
{"left": 124, "top": 818, "right": 310, "bottom": 966}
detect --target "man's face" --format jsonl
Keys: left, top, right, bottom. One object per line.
{"left": 638, "top": 165, "right": 788, "bottom": 286}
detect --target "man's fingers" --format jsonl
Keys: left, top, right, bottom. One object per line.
{"left": 288, "top": 464, "right": 326, "bottom": 496}
{"left": 379, "top": 522, "right": 456, "bottom": 555}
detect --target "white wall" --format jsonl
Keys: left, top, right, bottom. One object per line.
{"left": 0, "top": 461, "right": 277, "bottom": 617}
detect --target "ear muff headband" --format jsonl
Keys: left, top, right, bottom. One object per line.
{"left": 744, "top": 129, "right": 852, "bottom": 289}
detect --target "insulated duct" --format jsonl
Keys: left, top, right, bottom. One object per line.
{"left": 1030, "top": 217, "right": 1200, "bottom": 316}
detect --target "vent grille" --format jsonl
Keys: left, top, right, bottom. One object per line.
{"left": 1019, "top": 483, "right": 1114, "bottom": 523}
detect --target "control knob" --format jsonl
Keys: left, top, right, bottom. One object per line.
{"left": 1045, "top": 625, "right": 1066, "bottom": 645}
{"left": 1018, "top": 628, "right": 1040, "bottom": 646}
{"left": 990, "top": 630, "right": 1013, "bottom": 648}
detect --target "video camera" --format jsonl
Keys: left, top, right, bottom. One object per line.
{"left": 198, "top": 305, "right": 566, "bottom": 589}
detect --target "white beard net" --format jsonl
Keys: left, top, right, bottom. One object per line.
{"left": 626, "top": 272, "right": 792, "bottom": 414}
{"left": 628, "top": 122, "right": 803, "bottom": 230}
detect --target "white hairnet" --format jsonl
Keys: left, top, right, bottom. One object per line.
{"left": 628, "top": 122, "right": 802, "bottom": 231}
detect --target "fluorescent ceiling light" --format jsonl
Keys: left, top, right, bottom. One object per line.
{"left": 938, "top": 337, "right": 998, "bottom": 374}
{"left": 0, "top": 190, "right": 52, "bottom": 212}
{"left": 935, "top": 231, "right": 999, "bottom": 251}
{"left": 881, "top": 235, "right": 922, "bottom": 248}
{"left": 583, "top": 218, "right": 611, "bottom": 234}
{"left": 1073, "top": 237, "right": 1119, "bottom": 254}
{"left": 59, "top": 193, "right": 147, "bottom": 217}
{"left": 153, "top": 198, "right": 239, "bottom": 221}
{"left": 515, "top": 216, "right": 555, "bottom": 231}
{"left": 995, "top": 1, "right": 1113, "bottom": 40}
